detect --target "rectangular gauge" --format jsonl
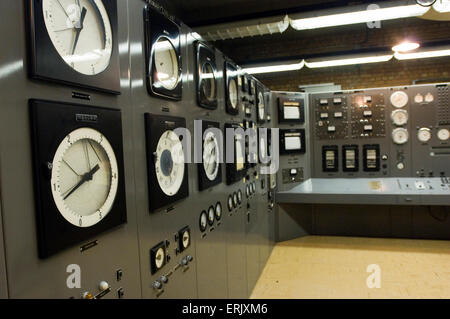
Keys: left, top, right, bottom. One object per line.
{"left": 225, "top": 62, "right": 239, "bottom": 115}
{"left": 279, "top": 129, "right": 306, "bottom": 155}
{"left": 195, "top": 42, "right": 218, "bottom": 109}
{"left": 225, "top": 123, "right": 247, "bottom": 185}
{"left": 278, "top": 97, "right": 305, "bottom": 124}
{"left": 322, "top": 146, "right": 339, "bottom": 172}
{"left": 343, "top": 145, "right": 359, "bottom": 172}
{"left": 363, "top": 144, "right": 380, "bottom": 172}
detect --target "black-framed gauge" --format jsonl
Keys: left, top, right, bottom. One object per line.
{"left": 241, "top": 74, "right": 248, "bottom": 93}
{"left": 224, "top": 61, "right": 239, "bottom": 115}
{"left": 199, "top": 211, "right": 208, "bottom": 232}
{"left": 279, "top": 129, "right": 306, "bottom": 155}
{"left": 27, "top": 0, "right": 120, "bottom": 94}
{"left": 225, "top": 123, "right": 247, "bottom": 185}
{"left": 198, "top": 120, "right": 222, "bottom": 191}
{"left": 29, "top": 99, "right": 127, "bottom": 258}
{"left": 144, "top": 5, "right": 182, "bottom": 100}
{"left": 150, "top": 241, "right": 167, "bottom": 274}
{"left": 177, "top": 226, "right": 191, "bottom": 253}
{"left": 195, "top": 42, "right": 217, "bottom": 109}
{"left": 249, "top": 78, "right": 256, "bottom": 96}
{"left": 256, "top": 85, "right": 266, "bottom": 123}
{"left": 145, "top": 114, "right": 189, "bottom": 212}
{"left": 278, "top": 97, "right": 305, "bottom": 124}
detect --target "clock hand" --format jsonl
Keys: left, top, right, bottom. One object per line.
{"left": 62, "top": 159, "right": 81, "bottom": 176}
{"left": 56, "top": 0, "right": 71, "bottom": 20}
{"left": 88, "top": 140, "right": 102, "bottom": 163}
{"left": 63, "top": 164, "right": 100, "bottom": 200}
{"left": 84, "top": 140, "right": 91, "bottom": 171}
{"left": 71, "top": 7, "right": 87, "bottom": 55}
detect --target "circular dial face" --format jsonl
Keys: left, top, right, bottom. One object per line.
{"left": 155, "top": 130, "right": 185, "bottom": 196}
{"left": 392, "top": 128, "right": 409, "bottom": 145}
{"left": 237, "top": 189, "right": 242, "bottom": 204}
{"left": 228, "top": 78, "right": 238, "bottom": 109}
{"left": 203, "top": 131, "right": 220, "bottom": 181}
{"left": 258, "top": 92, "right": 265, "bottom": 120}
{"left": 181, "top": 229, "right": 190, "bottom": 249}
{"left": 199, "top": 211, "right": 207, "bottom": 232}
{"left": 154, "top": 37, "right": 179, "bottom": 90}
{"left": 43, "top": 0, "right": 113, "bottom": 75}
{"left": 51, "top": 127, "right": 118, "bottom": 228}
{"left": 391, "top": 110, "right": 409, "bottom": 126}
{"left": 201, "top": 62, "right": 216, "bottom": 101}
{"left": 215, "top": 202, "right": 222, "bottom": 220}
{"left": 155, "top": 247, "right": 165, "bottom": 269}
{"left": 208, "top": 206, "right": 215, "bottom": 226}
{"left": 227, "top": 195, "right": 233, "bottom": 211}
{"left": 417, "top": 128, "right": 432, "bottom": 143}
{"left": 425, "top": 93, "right": 434, "bottom": 103}
{"left": 438, "top": 128, "right": 450, "bottom": 141}
{"left": 414, "top": 94, "right": 424, "bottom": 104}
{"left": 390, "top": 91, "right": 409, "bottom": 108}
{"left": 232, "top": 192, "right": 238, "bottom": 208}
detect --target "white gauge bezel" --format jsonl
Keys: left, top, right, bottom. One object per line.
{"left": 390, "top": 91, "right": 409, "bottom": 108}
{"left": 50, "top": 127, "right": 119, "bottom": 228}
{"left": 42, "top": 0, "right": 113, "bottom": 75}
{"left": 417, "top": 128, "right": 432, "bottom": 143}
{"left": 154, "top": 37, "right": 180, "bottom": 90}
{"left": 155, "top": 247, "right": 165, "bottom": 269}
{"left": 391, "top": 109, "right": 409, "bottom": 126}
{"left": 229, "top": 78, "right": 238, "bottom": 109}
{"left": 155, "top": 130, "right": 185, "bottom": 196}
{"left": 392, "top": 128, "right": 409, "bottom": 145}
{"left": 437, "top": 128, "right": 450, "bottom": 141}
{"left": 203, "top": 131, "right": 220, "bottom": 181}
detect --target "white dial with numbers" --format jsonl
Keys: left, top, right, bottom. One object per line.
{"left": 392, "top": 128, "right": 409, "bottom": 145}
{"left": 155, "top": 130, "right": 185, "bottom": 196}
{"left": 417, "top": 128, "right": 432, "bottom": 143}
{"left": 390, "top": 91, "right": 409, "bottom": 108}
{"left": 203, "top": 131, "right": 220, "bottom": 181}
{"left": 391, "top": 109, "right": 408, "bottom": 126}
{"left": 438, "top": 128, "right": 450, "bottom": 141}
{"left": 43, "top": 0, "right": 113, "bottom": 75}
{"left": 154, "top": 38, "right": 179, "bottom": 90}
{"left": 51, "top": 127, "right": 119, "bottom": 228}
{"left": 229, "top": 78, "right": 238, "bottom": 109}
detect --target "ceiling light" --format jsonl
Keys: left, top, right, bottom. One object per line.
{"left": 392, "top": 42, "right": 421, "bottom": 52}
{"left": 290, "top": 2, "right": 429, "bottom": 30}
{"left": 394, "top": 46, "right": 450, "bottom": 59}
{"left": 243, "top": 60, "right": 305, "bottom": 74}
{"left": 195, "top": 15, "right": 289, "bottom": 41}
{"left": 305, "top": 54, "right": 393, "bottom": 68}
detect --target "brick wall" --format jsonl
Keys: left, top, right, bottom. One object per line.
{"left": 213, "top": 18, "right": 450, "bottom": 90}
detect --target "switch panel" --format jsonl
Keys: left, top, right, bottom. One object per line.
{"left": 363, "top": 145, "right": 380, "bottom": 172}
{"left": 322, "top": 146, "right": 339, "bottom": 172}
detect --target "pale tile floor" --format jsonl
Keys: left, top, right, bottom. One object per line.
{"left": 251, "top": 236, "right": 450, "bottom": 299}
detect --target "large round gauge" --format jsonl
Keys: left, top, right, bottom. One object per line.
{"left": 199, "top": 211, "right": 207, "bottom": 232}
{"left": 229, "top": 78, "right": 238, "bottom": 109}
{"left": 258, "top": 92, "right": 265, "bottom": 121}
{"left": 50, "top": 127, "right": 119, "bottom": 228}
{"left": 42, "top": 0, "right": 113, "bottom": 75}
{"left": 390, "top": 91, "right": 409, "bottom": 108}
{"left": 155, "top": 130, "right": 185, "bottom": 196}
{"left": 207, "top": 206, "right": 215, "bottom": 226}
{"left": 392, "top": 128, "right": 409, "bottom": 145}
{"left": 203, "top": 131, "right": 220, "bottom": 181}
{"left": 215, "top": 202, "right": 222, "bottom": 221}
{"left": 391, "top": 110, "right": 408, "bottom": 126}
{"left": 417, "top": 128, "right": 432, "bottom": 143}
{"left": 201, "top": 63, "right": 216, "bottom": 102}
{"left": 154, "top": 37, "right": 179, "bottom": 90}
{"left": 438, "top": 128, "right": 450, "bottom": 141}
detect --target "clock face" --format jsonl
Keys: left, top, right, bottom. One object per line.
{"left": 155, "top": 130, "right": 185, "bottom": 196}
{"left": 154, "top": 38, "right": 179, "bottom": 90}
{"left": 258, "top": 92, "right": 265, "bottom": 120}
{"left": 42, "top": 0, "right": 113, "bottom": 75}
{"left": 229, "top": 78, "right": 238, "bottom": 109}
{"left": 201, "top": 62, "right": 216, "bottom": 102}
{"left": 203, "top": 131, "right": 220, "bottom": 181}
{"left": 390, "top": 91, "right": 409, "bottom": 108}
{"left": 50, "top": 127, "right": 119, "bottom": 228}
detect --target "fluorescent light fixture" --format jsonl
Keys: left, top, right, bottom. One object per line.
{"left": 433, "top": 0, "right": 450, "bottom": 13}
{"left": 243, "top": 60, "right": 305, "bottom": 74}
{"left": 392, "top": 42, "right": 420, "bottom": 52}
{"left": 394, "top": 46, "right": 450, "bottom": 60}
{"left": 290, "top": 1, "right": 429, "bottom": 30}
{"left": 195, "top": 15, "right": 289, "bottom": 41}
{"left": 305, "top": 53, "right": 393, "bottom": 68}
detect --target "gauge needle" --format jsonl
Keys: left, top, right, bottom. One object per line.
{"left": 57, "top": 0, "right": 71, "bottom": 20}
{"left": 63, "top": 164, "right": 100, "bottom": 200}
{"left": 84, "top": 140, "right": 91, "bottom": 171}
{"left": 71, "top": 7, "right": 87, "bottom": 55}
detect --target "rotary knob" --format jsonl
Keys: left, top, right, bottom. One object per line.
{"left": 152, "top": 280, "right": 162, "bottom": 290}
{"left": 160, "top": 276, "right": 168, "bottom": 284}
{"left": 187, "top": 255, "right": 193, "bottom": 262}
{"left": 99, "top": 281, "right": 109, "bottom": 292}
